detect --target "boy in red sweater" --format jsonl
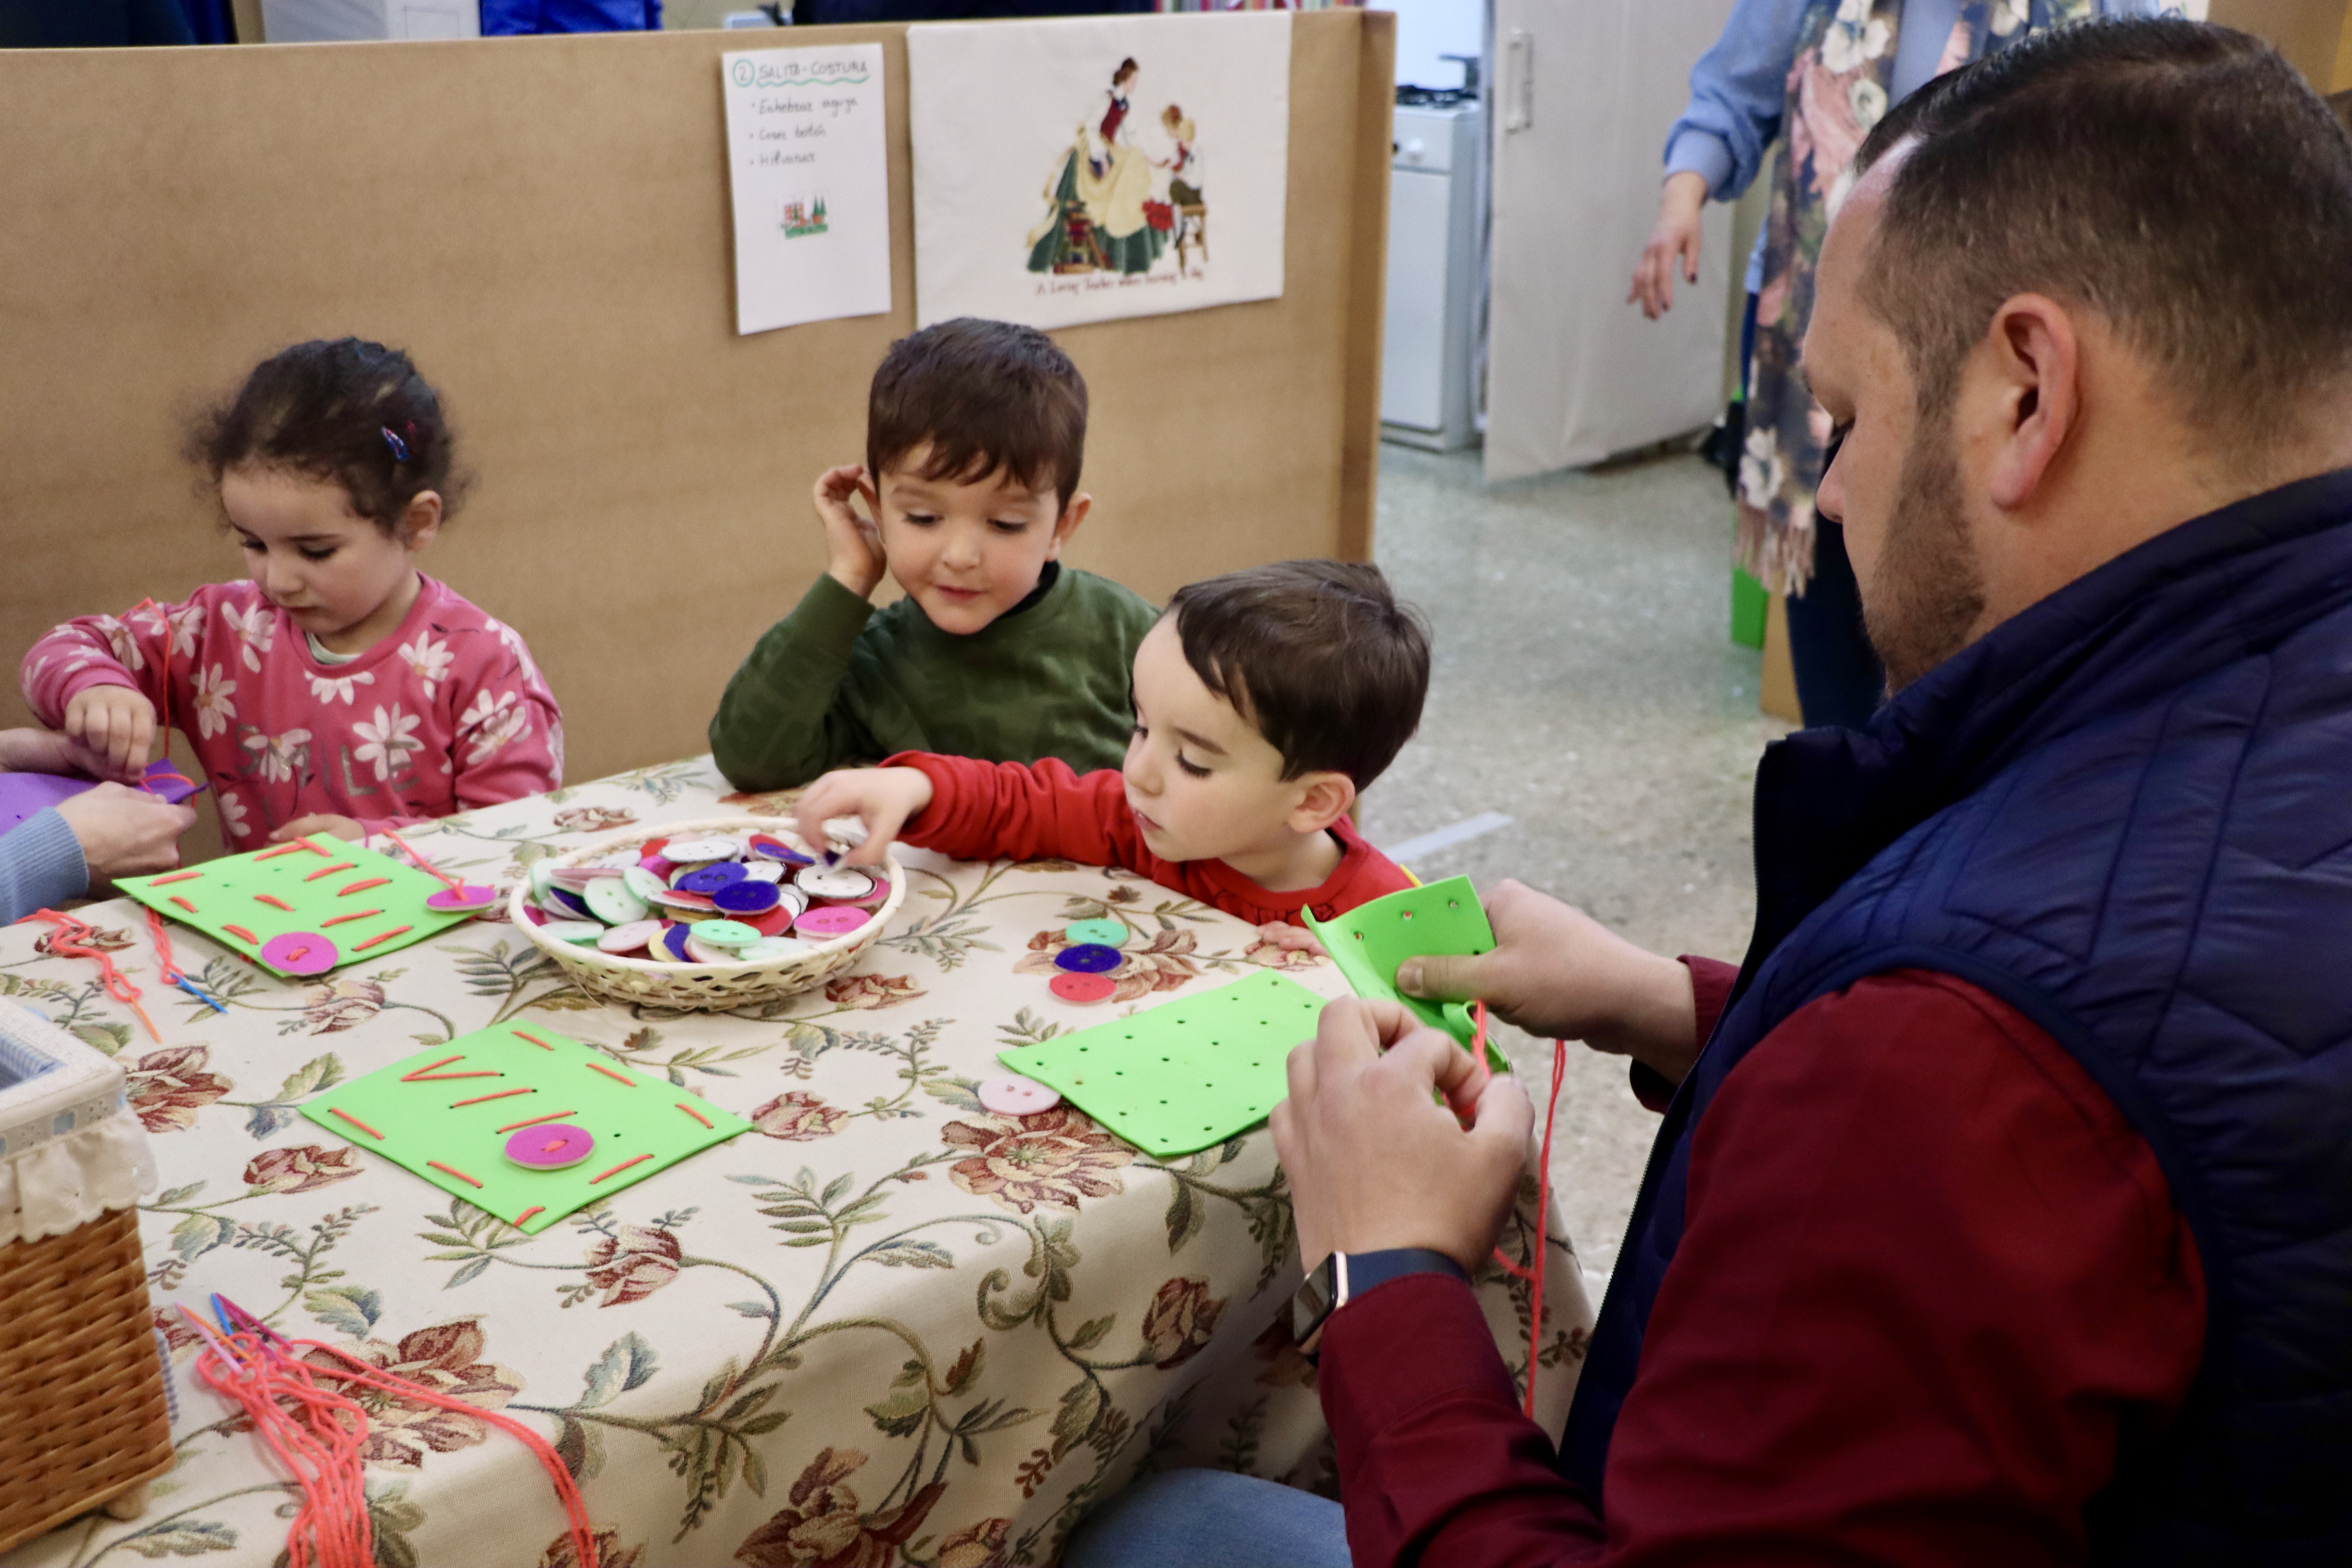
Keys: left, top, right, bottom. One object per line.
{"left": 791, "top": 560, "right": 1430, "bottom": 927}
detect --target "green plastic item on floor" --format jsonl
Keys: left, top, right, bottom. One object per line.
{"left": 1303, "top": 877, "right": 1509, "bottom": 1072}
{"left": 995, "top": 971, "right": 1328, "bottom": 1158}
{"left": 1731, "top": 561, "right": 1768, "bottom": 650}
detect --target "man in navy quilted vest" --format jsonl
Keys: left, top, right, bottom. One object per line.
{"left": 1063, "top": 17, "right": 2352, "bottom": 1568}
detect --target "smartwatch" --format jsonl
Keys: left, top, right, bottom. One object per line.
{"left": 1290, "top": 1248, "right": 1467, "bottom": 1361}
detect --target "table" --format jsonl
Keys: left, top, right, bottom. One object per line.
{"left": 4, "top": 759, "right": 1590, "bottom": 1568}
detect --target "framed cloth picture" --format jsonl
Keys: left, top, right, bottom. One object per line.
{"left": 908, "top": 12, "right": 1291, "bottom": 330}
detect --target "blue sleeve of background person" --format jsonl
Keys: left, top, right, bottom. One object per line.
{"left": 0, "top": 810, "right": 89, "bottom": 925}
{"left": 1661, "top": 0, "right": 1815, "bottom": 202}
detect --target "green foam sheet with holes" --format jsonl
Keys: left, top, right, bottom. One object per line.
{"left": 995, "top": 971, "right": 1328, "bottom": 1158}
{"left": 1303, "top": 877, "right": 1508, "bottom": 1070}
{"left": 301, "top": 1023, "right": 750, "bottom": 1233}
{"left": 117, "top": 838, "right": 470, "bottom": 977}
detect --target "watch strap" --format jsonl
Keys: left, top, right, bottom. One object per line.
{"left": 1340, "top": 1247, "right": 1468, "bottom": 1299}
{"left": 1295, "top": 1247, "right": 1467, "bottom": 1361}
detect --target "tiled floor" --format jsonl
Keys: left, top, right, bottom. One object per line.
{"left": 1358, "top": 442, "right": 1791, "bottom": 1281}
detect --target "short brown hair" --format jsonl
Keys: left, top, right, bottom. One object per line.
{"left": 1165, "top": 560, "right": 1431, "bottom": 788}
{"left": 866, "top": 319, "right": 1087, "bottom": 511}
{"left": 1851, "top": 20, "right": 2352, "bottom": 446}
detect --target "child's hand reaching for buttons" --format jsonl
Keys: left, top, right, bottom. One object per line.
{"left": 792, "top": 766, "right": 933, "bottom": 868}
{"left": 813, "top": 464, "right": 887, "bottom": 600}
{"left": 1254, "top": 922, "right": 1327, "bottom": 958}
{"left": 62, "top": 687, "right": 157, "bottom": 782}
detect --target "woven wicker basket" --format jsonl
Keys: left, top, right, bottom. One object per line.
{"left": 509, "top": 816, "right": 907, "bottom": 1012}
{"left": 0, "top": 1207, "right": 174, "bottom": 1553}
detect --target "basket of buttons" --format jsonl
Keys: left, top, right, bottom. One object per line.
{"left": 506, "top": 817, "right": 907, "bottom": 1012}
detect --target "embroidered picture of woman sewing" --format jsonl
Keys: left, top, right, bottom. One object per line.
{"left": 1027, "top": 57, "right": 1188, "bottom": 278}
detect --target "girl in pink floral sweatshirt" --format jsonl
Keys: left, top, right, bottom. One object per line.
{"left": 19, "top": 339, "right": 562, "bottom": 852}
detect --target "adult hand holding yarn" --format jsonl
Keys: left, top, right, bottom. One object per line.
{"left": 790, "top": 764, "right": 933, "bottom": 869}
{"left": 55, "top": 782, "right": 196, "bottom": 880}
{"left": 1269, "top": 996, "right": 1533, "bottom": 1278}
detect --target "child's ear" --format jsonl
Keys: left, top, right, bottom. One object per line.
{"left": 399, "top": 490, "right": 444, "bottom": 552}
{"left": 1287, "top": 771, "right": 1356, "bottom": 836}
{"left": 1047, "top": 493, "right": 1093, "bottom": 558}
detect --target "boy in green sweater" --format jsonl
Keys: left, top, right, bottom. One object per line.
{"left": 710, "top": 319, "right": 1160, "bottom": 789}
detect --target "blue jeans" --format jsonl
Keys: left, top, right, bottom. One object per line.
{"left": 1063, "top": 1468, "right": 1351, "bottom": 1568}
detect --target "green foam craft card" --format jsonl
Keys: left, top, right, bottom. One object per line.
{"left": 996, "top": 970, "right": 1328, "bottom": 1158}
{"left": 117, "top": 837, "right": 470, "bottom": 978}
{"left": 1303, "top": 876, "right": 1509, "bottom": 1072}
{"left": 299, "top": 1022, "right": 750, "bottom": 1233}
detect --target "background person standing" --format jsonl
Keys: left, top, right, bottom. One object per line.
{"left": 1630, "top": 0, "right": 2149, "bottom": 727}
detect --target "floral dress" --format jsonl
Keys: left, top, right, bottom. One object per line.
{"left": 20, "top": 573, "right": 563, "bottom": 849}
{"left": 1739, "top": 0, "right": 2092, "bottom": 593}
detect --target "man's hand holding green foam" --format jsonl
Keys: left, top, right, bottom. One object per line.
{"left": 1394, "top": 878, "right": 1704, "bottom": 1091}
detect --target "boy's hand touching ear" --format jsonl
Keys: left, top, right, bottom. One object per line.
{"left": 792, "top": 767, "right": 933, "bottom": 868}
{"left": 814, "top": 464, "right": 887, "bottom": 600}
{"left": 61, "top": 687, "right": 157, "bottom": 782}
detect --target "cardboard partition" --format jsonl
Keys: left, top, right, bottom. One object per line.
{"left": 0, "top": 14, "right": 1395, "bottom": 821}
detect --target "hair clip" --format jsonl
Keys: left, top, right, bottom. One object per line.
{"left": 382, "top": 426, "right": 410, "bottom": 463}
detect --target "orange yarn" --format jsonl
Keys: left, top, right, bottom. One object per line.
{"left": 181, "top": 1300, "right": 595, "bottom": 1568}
{"left": 1477, "top": 1000, "right": 1569, "bottom": 1420}
{"left": 27, "top": 909, "right": 160, "bottom": 1043}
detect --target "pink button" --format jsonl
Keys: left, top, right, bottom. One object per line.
{"left": 259, "top": 931, "right": 338, "bottom": 976}
{"left": 795, "top": 905, "right": 870, "bottom": 940}
{"left": 977, "top": 1074, "right": 1062, "bottom": 1117}
{"left": 1049, "top": 972, "right": 1118, "bottom": 1005}
{"left": 597, "top": 919, "right": 664, "bottom": 955}
{"left": 505, "top": 1123, "right": 595, "bottom": 1171}
{"left": 425, "top": 883, "right": 500, "bottom": 913}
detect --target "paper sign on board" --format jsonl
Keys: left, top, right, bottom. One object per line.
{"left": 908, "top": 13, "right": 1290, "bottom": 331}
{"left": 722, "top": 44, "right": 893, "bottom": 335}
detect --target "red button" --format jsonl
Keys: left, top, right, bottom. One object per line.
{"left": 1049, "top": 971, "right": 1117, "bottom": 1005}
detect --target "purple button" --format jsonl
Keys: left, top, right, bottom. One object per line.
{"left": 1054, "top": 943, "right": 1123, "bottom": 974}
{"left": 504, "top": 1122, "right": 595, "bottom": 1171}
{"left": 542, "top": 885, "right": 594, "bottom": 920}
{"left": 659, "top": 924, "right": 696, "bottom": 961}
{"left": 747, "top": 834, "right": 814, "bottom": 866}
{"left": 677, "top": 863, "right": 748, "bottom": 895}
{"left": 711, "top": 879, "right": 782, "bottom": 915}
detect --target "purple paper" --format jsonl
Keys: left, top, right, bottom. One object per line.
{"left": 0, "top": 773, "right": 93, "bottom": 832}
{"left": 0, "top": 759, "right": 205, "bottom": 836}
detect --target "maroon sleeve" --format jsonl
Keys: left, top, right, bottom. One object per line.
{"left": 887, "top": 751, "right": 1156, "bottom": 871}
{"left": 1628, "top": 955, "right": 1739, "bottom": 1111}
{"left": 1682, "top": 955, "right": 1736, "bottom": 1040}
{"left": 1319, "top": 969, "right": 2205, "bottom": 1567}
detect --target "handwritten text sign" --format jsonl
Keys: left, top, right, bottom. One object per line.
{"left": 722, "top": 45, "right": 891, "bottom": 335}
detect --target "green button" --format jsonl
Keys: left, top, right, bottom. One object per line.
{"left": 1064, "top": 919, "right": 1129, "bottom": 948}
{"left": 691, "top": 920, "right": 762, "bottom": 947}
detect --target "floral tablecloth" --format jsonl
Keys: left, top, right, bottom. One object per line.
{"left": 3, "top": 759, "right": 1590, "bottom": 1568}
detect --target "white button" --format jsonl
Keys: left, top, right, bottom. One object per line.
{"left": 977, "top": 1074, "right": 1062, "bottom": 1116}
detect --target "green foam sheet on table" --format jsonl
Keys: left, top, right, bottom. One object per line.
{"left": 118, "top": 838, "right": 470, "bottom": 977}
{"left": 996, "top": 971, "right": 1328, "bottom": 1158}
{"left": 301, "top": 1022, "right": 750, "bottom": 1233}
{"left": 1303, "top": 876, "right": 1506, "bottom": 1069}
